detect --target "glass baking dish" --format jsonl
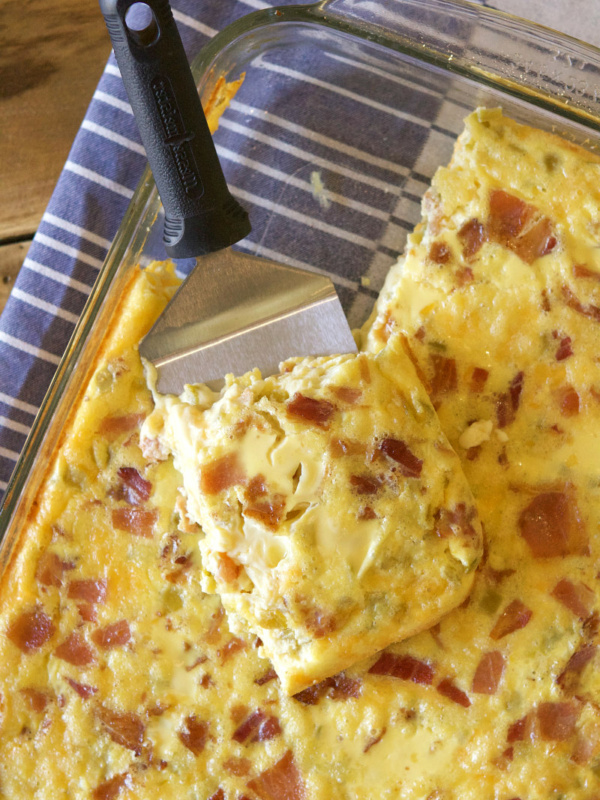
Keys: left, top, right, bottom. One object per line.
{"left": 2, "top": 0, "right": 600, "bottom": 569}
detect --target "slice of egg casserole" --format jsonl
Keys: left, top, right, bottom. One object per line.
{"left": 141, "top": 336, "right": 482, "bottom": 695}
{"left": 1, "top": 108, "right": 600, "bottom": 799}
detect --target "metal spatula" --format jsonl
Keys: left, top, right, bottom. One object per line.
{"left": 100, "top": 0, "right": 356, "bottom": 395}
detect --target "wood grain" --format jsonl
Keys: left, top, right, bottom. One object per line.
{"left": 0, "top": 0, "right": 110, "bottom": 243}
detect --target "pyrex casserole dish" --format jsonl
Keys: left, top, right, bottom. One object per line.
{"left": 2, "top": 0, "right": 600, "bottom": 795}
{"left": 4, "top": 0, "right": 600, "bottom": 550}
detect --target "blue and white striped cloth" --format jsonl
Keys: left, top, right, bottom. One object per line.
{"left": 0, "top": 0, "right": 593, "bottom": 496}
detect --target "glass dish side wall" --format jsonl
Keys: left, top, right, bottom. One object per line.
{"left": 2, "top": 0, "right": 600, "bottom": 566}
{"left": 192, "top": 0, "right": 600, "bottom": 129}
{"left": 319, "top": 0, "right": 600, "bottom": 126}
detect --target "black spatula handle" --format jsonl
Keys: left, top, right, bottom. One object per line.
{"left": 99, "top": 0, "right": 250, "bottom": 258}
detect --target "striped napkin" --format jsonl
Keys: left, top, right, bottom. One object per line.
{"left": 0, "top": 0, "right": 595, "bottom": 496}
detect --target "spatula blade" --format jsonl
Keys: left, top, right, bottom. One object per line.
{"left": 140, "top": 249, "right": 357, "bottom": 395}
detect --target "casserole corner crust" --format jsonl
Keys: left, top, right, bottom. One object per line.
{"left": 143, "top": 337, "right": 482, "bottom": 695}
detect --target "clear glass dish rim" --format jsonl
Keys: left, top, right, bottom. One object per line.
{"left": 2, "top": 0, "right": 600, "bottom": 541}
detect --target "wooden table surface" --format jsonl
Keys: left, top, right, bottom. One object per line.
{"left": 0, "top": 0, "right": 111, "bottom": 314}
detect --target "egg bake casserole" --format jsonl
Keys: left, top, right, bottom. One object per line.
{"left": 1, "top": 108, "right": 600, "bottom": 799}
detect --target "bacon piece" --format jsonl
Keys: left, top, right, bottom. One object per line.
{"left": 326, "top": 673, "right": 362, "bottom": 700}
{"left": 185, "top": 655, "right": 208, "bottom": 673}
{"left": 331, "top": 386, "right": 362, "bottom": 404}
{"left": 429, "top": 354, "right": 457, "bottom": 402}
{"left": 208, "top": 791, "right": 225, "bottom": 800}
{"left": 486, "top": 566, "right": 516, "bottom": 584}
{"left": 509, "top": 370, "right": 524, "bottom": 407}
{"left": 287, "top": 394, "right": 335, "bottom": 429}
{"left": 562, "top": 284, "right": 600, "bottom": 323}
{"left": 458, "top": 218, "right": 487, "bottom": 259}
{"left": 232, "top": 709, "right": 282, "bottom": 744}
{"left": 465, "top": 445, "right": 480, "bottom": 461}
{"left": 511, "top": 217, "right": 557, "bottom": 264}
{"left": 218, "top": 637, "right": 247, "bottom": 664}
{"left": 436, "top": 678, "right": 471, "bottom": 707}
{"left": 20, "top": 688, "right": 50, "bottom": 712}
{"left": 92, "top": 773, "right": 131, "bottom": 800}
{"left": 293, "top": 673, "right": 361, "bottom": 705}
{"left": 214, "top": 553, "right": 242, "bottom": 584}
{"left": 472, "top": 651, "right": 505, "bottom": 694}
{"left": 247, "top": 750, "right": 306, "bottom": 800}
{"left": 54, "top": 632, "right": 95, "bottom": 667}
{"left": 541, "top": 289, "right": 551, "bottom": 312}
{"left": 6, "top": 607, "right": 55, "bottom": 653}
{"left": 245, "top": 494, "right": 286, "bottom": 529}
{"left": 204, "top": 606, "right": 225, "bottom": 645}
{"left": 36, "top": 552, "right": 74, "bottom": 587}
{"left": 455, "top": 266, "right": 474, "bottom": 285}
{"left": 165, "top": 550, "right": 193, "bottom": 584}
{"left": 538, "top": 701, "right": 579, "bottom": 741}
{"left": 555, "top": 336, "right": 573, "bottom": 361}
{"left": 97, "top": 707, "right": 145, "bottom": 756}
{"left": 65, "top": 676, "right": 98, "bottom": 699}
{"left": 369, "top": 653, "right": 434, "bottom": 685}
{"left": 378, "top": 438, "right": 423, "bottom": 478}
{"left": 507, "top": 713, "right": 535, "bottom": 744}
{"left": 224, "top": 757, "right": 251, "bottom": 776}
{"left": 117, "top": 467, "right": 152, "bottom": 505}
{"left": 489, "top": 190, "right": 531, "bottom": 241}
{"left": 373, "top": 310, "right": 395, "bottom": 344}
{"left": 78, "top": 603, "right": 97, "bottom": 623}
{"left": 490, "top": 600, "right": 532, "bottom": 640}
{"left": 303, "top": 605, "right": 336, "bottom": 638}
{"left": 67, "top": 579, "right": 107, "bottom": 605}
{"left": 291, "top": 684, "right": 326, "bottom": 706}
{"left": 255, "top": 667, "right": 278, "bottom": 687}
{"left": 112, "top": 507, "right": 158, "bottom": 538}
{"left": 429, "top": 241, "right": 451, "bottom": 264}
{"left": 572, "top": 718, "right": 600, "bottom": 765}
{"left": 434, "top": 503, "right": 478, "bottom": 542}
{"left": 488, "top": 191, "right": 556, "bottom": 262}
{"left": 496, "top": 371, "right": 524, "bottom": 428}
{"left": 518, "top": 491, "right": 588, "bottom": 558}
{"left": 557, "top": 644, "right": 597, "bottom": 694}
{"left": 493, "top": 746, "right": 514, "bottom": 770}
{"left": 92, "top": 620, "right": 131, "bottom": 649}
{"left": 350, "top": 474, "right": 382, "bottom": 495}
{"left": 99, "top": 413, "right": 144, "bottom": 437}
{"left": 178, "top": 715, "right": 208, "bottom": 756}
{"left": 147, "top": 703, "right": 170, "bottom": 717}
{"left": 399, "top": 333, "right": 431, "bottom": 392}
{"left": 551, "top": 579, "right": 595, "bottom": 619}
{"left": 556, "top": 385, "right": 580, "bottom": 417}
{"left": 246, "top": 475, "right": 268, "bottom": 501}
{"left": 584, "top": 611, "right": 600, "bottom": 639}
{"left": 573, "top": 263, "right": 600, "bottom": 282}
{"left": 200, "top": 453, "right": 246, "bottom": 495}
{"left": 470, "top": 366, "right": 489, "bottom": 393}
